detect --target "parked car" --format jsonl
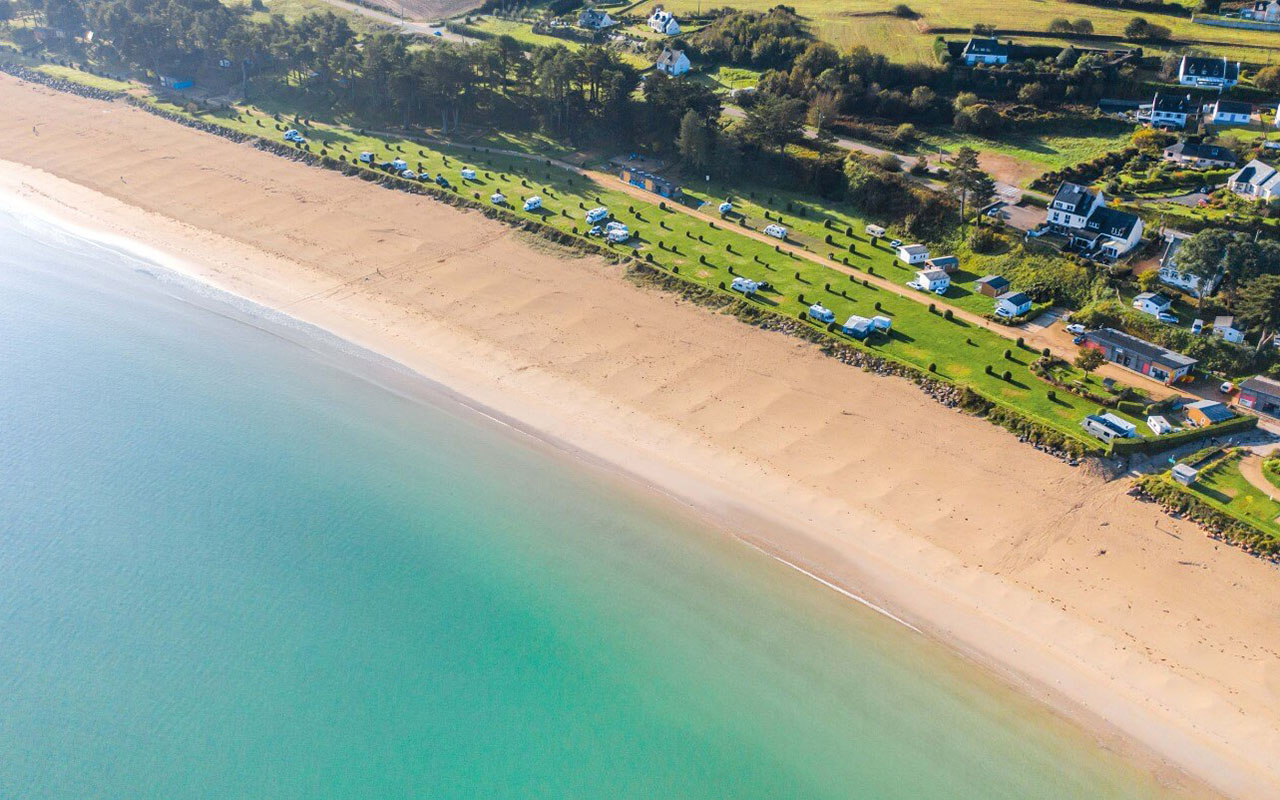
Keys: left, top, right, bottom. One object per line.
{"left": 587, "top": 225, "right": 603, "bottom": 237}
{"left": 889, "top": 239, "right": 903, "bottom": 248}
{"left": 1073, "top": 335, "right": 1087, "bottom": 345}
{"left": 1157, "top": 311, "right": 1179, "bottom": 325}
{"left": 1065, "top": 323, "right": 1086, "bottom": 335}
{"left": 282, "top": 129, "right": 305, "bottom": 143}
{"left": 434, "top": 174, "right": 450, "bottom": 188}
{"left": 400, "top": 170, "right": 418, "bottom": 180}
{"left": 906, "top": 280, "right": 923, "bottom": 291}
{"left": 1191, "top": 318, "right": 1205, "bottom": 334}
{"left": 1220, "top": 381, "right": 1235, "bottom": 394}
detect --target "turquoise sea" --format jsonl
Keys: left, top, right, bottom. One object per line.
{"left": 0, "top": 210, "right": 1175, "bottom": 799}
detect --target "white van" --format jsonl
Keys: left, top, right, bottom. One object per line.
{"left": 730, "top": 276, "right": 759, "bottom": 295}
{"left": 523, "top": 196, "right": 543, "bottom": 212}
{"left": 585, "top": 207, "right": 610, "bottom": 224}
{"left": 491, "top": 192, "right": 507, "bottom": 205}
{"left": 605, "top": 221, "right": 630, "bottom": 243}
{"left": 391, "top": 158, "right": 408, "bottom": 172}
{"left": 460, "top": 168, "right": 477, "bottom": 180}
{"left": 808, "top": 303, "right": 835, "bottom": 323}
{"left": 358, "top": 151, "right": 374, "bottom": 163}
{"left": 764, "top": 224, "right": 787, "bottom": 240}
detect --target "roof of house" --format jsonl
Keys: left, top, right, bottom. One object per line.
{"left": 1085, "top": 414, "right": 1132, "bottom": 436}
{"left": 578, "top": 9, "right": 615, "bottom": 27}
{"left": 655, "top": 46, "right": 688, "bottom": 69}
{"left": 1051, "top": 181, "right": 1094, "bottom": 215}
{"left": 1159, "top": 234, "right": 1185, "bottom": 269}
{"left": 917, "top": 268, "right": 949, "bottom": 281}
{"left": 900, "top": 244, "right": 930, "bottom": 255}
{"left": 1212, "top": 99, "right": 1252, "bottom": 116}
{"left": 1085, "top": 327, "right": 1198, "bottom": 370}
{"left": 976, "top": 274, "right": 1010, "bottom": 289}
{"left": 1241, "top": 374, "right": 1280, "bottom": 397}
{"left": 1134, "top": 292, "right": 1172, "bottom": 308}
{"left": 963, "top": 37, "right": 1010, "bottom": 57}
{"left": 1179, "top": 55, "right": 1240, "bottom": 82}
{"left": 1188, "top": 399, "right": 1235, "bottom": 422}
{"left": 1152, "top": 92, "right": 1196, "bottom": 115}
{"left": 927, "top": 255, "right": 959, "bottom": 268}
{"left": 997, "top": 291, "right": 1031, "bottom": 306}
{"left": 1164, "top": 141, "right": 1237, "bottom": 164}
{"left": 1214, "top": 315, "right": 1235, "bottom": 327}
{"left": 1084, "top": 205, "right": 1141, "bottom": 240}
{"left": 1231, "top": 158, "right": 1280, "bottom": 188}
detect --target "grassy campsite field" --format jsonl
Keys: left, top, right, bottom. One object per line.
{"left": 159, "top": 95, "right": 1146, "bottom": 448}
{"left": 627, "top": 0, "right": 1280, "bottom": 63}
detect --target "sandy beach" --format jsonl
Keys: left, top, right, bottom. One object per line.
{"left": 3, "top": 74, "right": 1279, "bottom": 798}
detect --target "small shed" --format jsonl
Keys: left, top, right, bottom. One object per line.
{"left": 995, "top": 291, "right": 1032, "bottom": 318}
{"left": 1171, "top": 463, "right": 1199, "bottom": 486}
{"left": 1186, "top": 399, "right": 1234, "bottom": 427}
{"left": 975, "top": 275, "right": 1010, "bottom": 298}
{"left": 1213, "top": 315, "right": 1245, "bottom": 344}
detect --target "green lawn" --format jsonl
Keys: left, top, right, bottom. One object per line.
{"left": 691, "top": 65, "right": 762, "bottom": 92}
{"left": 920, "top": 124, "right": 1137, "bottom": 179}
{"left": 1187, "top": 452, "right": 1280, "bottom": 540}
{"left": 34, "top": 63, "right": 134, "bottom": 92}
{"left": 629, "top": 0, "right": 1278, "bottom": 63}
{"left": 466, "top": 17, "right": 651, "bottom": 67}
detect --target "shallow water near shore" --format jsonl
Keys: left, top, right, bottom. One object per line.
{"left": 0, "top": 210, "right": 1179, "bottom": 798}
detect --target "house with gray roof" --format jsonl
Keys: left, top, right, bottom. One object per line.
{"left": 1178, "top": 55, "right": 1240, "bottom": 90}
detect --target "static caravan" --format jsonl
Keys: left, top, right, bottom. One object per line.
{"left": 461, "top": 168, "right": 477, "bottom": 180}
{"left": 842, "top": 315, "right": 874, "bottom": 340}
{"left": 865, "top": 224, "right": 886, "bottom": 238}
{"left": 586, "top": 207, "right": 610, "bottom": 224}
{"left": 808, "top": 303, "right": 836, "bottom": 324}
{"left": 1146, "top": 415, "right": 1173, "bottom": 435}
{"left": 1081, "top": 414, "right": 1135, "bottom": 443}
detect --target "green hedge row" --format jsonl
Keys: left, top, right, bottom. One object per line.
{"left": 1108, "top": 415, "right": 1257, "bottom": 456}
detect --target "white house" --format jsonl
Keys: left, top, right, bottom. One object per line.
{"left": 654, "top": 46, "right": 691, "bottom": 76}
{"left": 1244, "top": 0, "right": 1280, "bottom": 21}
{"left": 577, "top": 8, "right": 617, "bottom": 31}
{"left": 1158, "top": 234, "right": 1222, "bottom": 298}
{"left": 1045, "top": 182, "right": 1143, "bottom": 260}
{"left": 994, "top": 291, "right": 1032, "bottom": 318}
{"left": 1177, "top": 55, "right": 1240, "bottom": 90}
{"left": 1161, "top": 141, "right": 1236, "bottom": 169}
{"left": 1133, "top": 292, "right": 1173, "bottom": 317}
{"left": 897, "top": 243, "right": 930, "bottom": 265}
{"left": 647, "top": 6, "right": 680, "bottom": 35}
{"left": 915, "top": 268, "right": 950, "bottom": 294}
{"left": 962, "top": 37, "right": 1010, "bottom": 65}
{"left": 1213, "top": 315, "right": 1246, "bottom": 343}
{"left": 1207, "top": 99, "right": 1252, "bottom": 126}
{"left": 1149, "top": 92, "right": 1197, "bottom": 130}
{"left": 1229, "top": 159, "right": 1280, "bottom": 201}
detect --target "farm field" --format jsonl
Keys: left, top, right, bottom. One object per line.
{"left": 466, "top": 17, "right": 651, "bottom": 66}
{"left": 628, "top": 0, "right": 1280, "bottom": 63}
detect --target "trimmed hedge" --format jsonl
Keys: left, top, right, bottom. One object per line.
{"left": 1108, "top": 415, "right": 1257, "bottom": 457}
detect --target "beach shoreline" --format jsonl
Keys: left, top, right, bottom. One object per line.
{"left": 4, "top": 75, "right": 1280, "bottom": 798}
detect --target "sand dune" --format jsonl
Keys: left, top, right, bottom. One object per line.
{"left": 3, "top": 75, "right": 1280, "bottom": 798}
